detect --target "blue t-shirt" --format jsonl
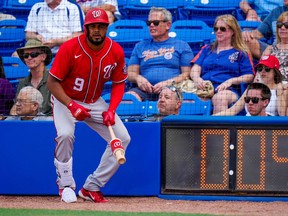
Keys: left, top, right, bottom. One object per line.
{"left": 128, "top": 37, "right": 194, "bottom": 85}
{"left": 192, "top": 45, "right": 254, "bottom": 95}
{"left": 257, "top": 5, "right": 288, "bottom": 43}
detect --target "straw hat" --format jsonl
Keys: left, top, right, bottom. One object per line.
{"left": 16, "top": 39, "right": 52, "bottom": 66}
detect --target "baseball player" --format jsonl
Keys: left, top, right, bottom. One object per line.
{"left": 47, "top": 8, "right": 131, "bottom": 203}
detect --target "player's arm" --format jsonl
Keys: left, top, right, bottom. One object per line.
{"left": 47, "top": 74, "right": 91, "bottom": 121}
{"left": 102, "top": 81, "right": 125, "bottom": 126}
{"left": 47, "top": 74, "right": 71, "bottom": 106}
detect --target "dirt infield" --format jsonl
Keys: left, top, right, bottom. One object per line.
{"left": 1, "top": 196, "right": 288, "bottom": 215}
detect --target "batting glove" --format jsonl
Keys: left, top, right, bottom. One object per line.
{"left": 67, "top": 100, "right": 91, "bottom": 121}
{"left": 102, "top": 109, "right": 115, "bottom": 126}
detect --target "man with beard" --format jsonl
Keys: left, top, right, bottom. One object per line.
{"left": 47, "top": 8, "right": 130, "bottom": 203}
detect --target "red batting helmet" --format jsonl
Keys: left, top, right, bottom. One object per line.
{"left": 84, "top": 8, "right": 109, "bottom": 26}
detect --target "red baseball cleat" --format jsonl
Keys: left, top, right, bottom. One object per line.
{"left": 78, "top": 188, "right": 108, "bottom": 203}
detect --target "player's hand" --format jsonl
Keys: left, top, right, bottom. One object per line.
{"left": 67, "top": 100, "right": 91, "bottom": 121}
{"left": 102, "top": 109, "right": 115, "bottom": 126}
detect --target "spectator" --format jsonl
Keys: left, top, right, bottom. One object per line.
{"left": 76, "top": 0, "right": 121, "bottom": 20}
{"left": 0, "top": 56, "right": 15, "bottom": 120}
{"left": 244, "top": 82, "right": 271, "bottom": 116}
{"left": 157, "top": 85, "right": 182, "bottom": 116}
{"left": 6, "top": 86, "right": 52, "bottom": 120}
{"left": 190, "top": 14, "right": 254, "bottom": 114}
{"left": 127, "top": 7, "right": 194, "bottom": 101}
{"left": 262, "top": 11, "right": 288, "bottom": 84}
{"left": 214, "top": 55, "right": 287, "bottom": 116}
{"left": 25, "top": 0, "right": 84, "bottom": 56}
{"left": 239, "top": 0, "right": 283, "bottom": 21}
{"left": 10, "top": 39, "right": 53, "bottom": 115}
{"left": 242, "top": 0, "right": 288, "bottom": 59}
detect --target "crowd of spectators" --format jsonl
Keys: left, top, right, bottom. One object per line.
{"left": 1, "top": 1, "right": 288, "bottom": 120}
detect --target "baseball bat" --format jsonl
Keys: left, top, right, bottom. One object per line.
{"left": 108, "top": 125, "right": 126, "bottom": 165}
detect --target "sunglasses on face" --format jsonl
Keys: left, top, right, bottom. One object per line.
{"left": 244, "top": 96, "right": 265, "bottom": 104}
{"left": 213, "top": 26, "right": 227, "bottom": 32}
{"left": 276, "top": 21, "right": 288, "bottom": 29}
{"left": 146, "top": 20, "right": 167, "bottom": 26}
{"left": 23, "top": 52, "right": 42, "bottom": 59}
{"left": 256, "top": 66, "right": 272, "bottom": 72}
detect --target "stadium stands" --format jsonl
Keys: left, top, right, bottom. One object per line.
{"left": 2, "top": 56, "right": 28, "bottom": 91}
{"left": 119, "top": 0, "right": 188, "bottom": 21}
{"left": 0, "top": 19, "right": 26, "bottom": 56}
{"left": 107, "top": 19, "right": 150, "bottom": 58}
{"left": 1, "top": 0, "right": 42, "bottom": 21}
{"left": 169, "top": 20, "right": 215, "bottom": 56}
{"left": 180, "top": 0, "right": 241, "bottom": 26}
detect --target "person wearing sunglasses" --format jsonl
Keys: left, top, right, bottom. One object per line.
{"left": 262, "top": 11, "right": 288, "bottom": 85}
{"left": 242, "top": 0, "right": 288, "bottom": 59}
{"left": 190, "top": 14, "right": 254, "bottom": 115}
{"left": 5, "top": 86, "right": 52, "bottom": 121}
{"left": 9, "top": 39, "right": 53, "bottom": 116}
{"left": 244, "top": 82, "right": 271, "bottom": 116}
{"left": 215, "top": 55, "right": 287, "bottom": 116}
{"left": 127, "top": 7, "right": 194, "bottom": 102}
{"left": 157, "top": 85, "right": 183, "bottom": 116}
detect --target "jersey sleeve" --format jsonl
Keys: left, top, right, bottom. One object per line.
{"left": 238, "top": 52, "right": 255, "bottom": 76}
{"left": 179, "top": 41, "right": 194, "bottom": 66}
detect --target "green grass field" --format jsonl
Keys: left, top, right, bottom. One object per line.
{"left": 0, "top": 209, "right": 217, "bottom": 216}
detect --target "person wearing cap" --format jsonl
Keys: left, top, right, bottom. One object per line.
{"left": 215, "top": 55, "right": 288, "bottom": 116}
{"left": 47, "top": 8, "right": 130, "bottom": 203}
{"left": 25, "top": 0, "right": 84, "bottom": 55}
{"left": 10, "top": 39, "right": 53, "bottom": 116}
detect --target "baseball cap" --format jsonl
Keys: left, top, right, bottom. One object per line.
{"left": 256, "top": 55, "right": 280, "bottom": 70}
{"left": 16, "top": 38, "right": 52, "bottom": 66}
{"left": 84, "top": 8, "right": 109, "bottom": 26}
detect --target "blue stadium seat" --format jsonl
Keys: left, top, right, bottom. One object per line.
{"left": 0, "top": 19, "right": 26, "bottom": 56}
{"left": 107, "top": 20, "right": 150, "bottom": 58}
{"left": 102, "top": 93, "right": 147, "bottom": 117}
{"left": 120, "top": 0, "right": 187, "bottom": 21}
{"left": 169, "top": 20, "right": 215, "bottom": 56}
{"left": 180, "top": 0, "right": 241, "bottom": 27}
{"left": 180, "top": 93, "right": 212, "bottom": 115}
{"left": 238, "top": 20, "right": 261, "bottom": 31}
{"left": 2, "top": 56, "right": 28, "bottom": 91}
{"left": 2, "top": 0, "right": 42, "bottom": 21}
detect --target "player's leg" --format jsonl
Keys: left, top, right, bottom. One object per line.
{"left": 53, "top": 98, "right": 77, "bottom": 203}
{"left": 78, "top": 98, "right": 131, "bottom": 202}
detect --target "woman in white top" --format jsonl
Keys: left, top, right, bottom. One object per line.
{"left": 214, "top": 55, "right": 288, "bottom": 116}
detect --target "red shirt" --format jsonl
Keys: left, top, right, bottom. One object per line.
{"left": 50, "top": 34, "right": 127, "bottom": 103}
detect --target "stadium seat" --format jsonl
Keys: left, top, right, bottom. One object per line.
{"left": 107, "top": 20, "right": 150, "bottom": 58}
{"left": 102, "top": 93, "right": 147, "bottom": 117}
{"left": 2, "top": 0, "right": 42, "bottom": 21}
{"left": 169, "top": 20, "right": 215, "bottom": 56}
{"left": 120, "top": 0, "right": 187, "bottom": 21}
{"left": 2, "top": 56, "right": 28, "bottom": 91}
{"left": 238, "top": 20, "right": 261, "bottom": 31}
{"left": 179, "top": 93, "right": 212, "bottom": 115}
{"left": 180, "top": 0, "right": 241, "bottom": 27}
{"left": 0, "top": 19, "right": 26, "bottom": 56}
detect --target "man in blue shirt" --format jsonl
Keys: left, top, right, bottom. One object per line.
{"left": 127, "top": 7, "right": 194, "bottom": 101}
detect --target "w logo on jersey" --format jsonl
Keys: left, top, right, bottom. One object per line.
{"left": 104, "top": 63, "right": 117, "bottom": 79}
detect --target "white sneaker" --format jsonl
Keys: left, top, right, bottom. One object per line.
{"left": 61, "top": 187, "right": 77, "bottom": 203}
